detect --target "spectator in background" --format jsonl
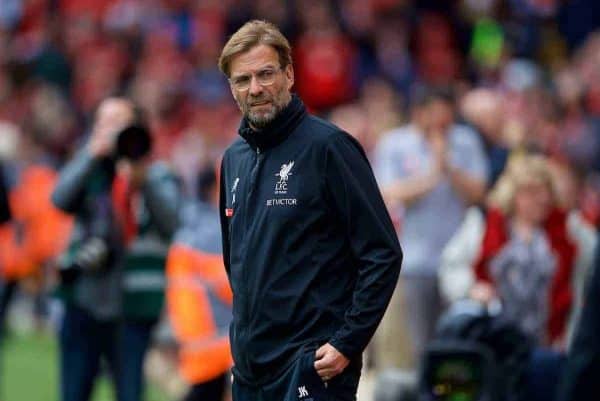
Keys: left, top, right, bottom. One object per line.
{"left": 413, "top": 12, "right": 462, "bottom": 86}
{"left": 440, "top": 154, "right": 597, "bottom": 349}
{"left": 327, "top": 77, "right": 405, "bottom": 159}
{"left": 460, "top": 88, "right": 511, "bottom": 187}
{"left": 553, "top": 67, "right": 600, "bottom": 173}
{"left": 51, "top": 97, "right": 181, "bottom": 401}
{"left": 439, "top": 154, "right": 597, "bottom": 400}
{"left": 293, "top": 0, "right": 358, "bottom": 112}
{"left": 374, "top": 86, "right": 489, "bottom": 364}
{"left": 328, "top": 103, "right": 372, "bottom": 154}
{"left": 359, "top": 77, "right": 405, "bottom": 155}
{"left": 373, "top": 15, "right": 414, "bottom": 98}
{"left": 166, "top": 164, "right": 233, "bottom": 401}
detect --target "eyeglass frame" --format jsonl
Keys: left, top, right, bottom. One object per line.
{"left": 228, "top": 65, "right": 286, "bottom": 92}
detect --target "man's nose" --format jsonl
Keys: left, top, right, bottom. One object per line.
{"left": 248, "top": 76, "right": 263, "bottom": 96}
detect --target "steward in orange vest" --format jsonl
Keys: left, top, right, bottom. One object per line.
{"left": 0, "top": 163, "right": 73, "bottom": 339}
{"left": 166, "top": 166, "right": 232, "bottom": 401}
{"left": 0, "top": 165, "right": 73, "bottom": 281}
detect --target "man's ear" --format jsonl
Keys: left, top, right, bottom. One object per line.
{"left": 285, "top": 64, "right": 294, "bottom": 90}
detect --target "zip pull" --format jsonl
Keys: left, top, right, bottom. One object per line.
{"left": 256, "top": 147, "right": 261, "bottom": 155}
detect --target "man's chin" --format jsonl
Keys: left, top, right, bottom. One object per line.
{"left": 248, "top": 111, "right": 276, "bottom": 129}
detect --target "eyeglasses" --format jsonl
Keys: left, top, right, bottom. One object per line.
{"left": 229, "top": 66, "right": 284, "bottom": 91}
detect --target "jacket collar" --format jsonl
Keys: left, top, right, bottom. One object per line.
{"left": 238, "top": 94, "right": 306, "bottom": 151}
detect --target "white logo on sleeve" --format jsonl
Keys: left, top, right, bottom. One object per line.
{"left": 298, "top": 386, "right": 309, "bottom": 398}
{"left": 275, "top": 161, "right": 294, "bottom": 194}
{"left": 232, "top": 177, "right": 240, "bottom": 205}
{"left": 226, "top": 177, "right": 240, "bottom": 218}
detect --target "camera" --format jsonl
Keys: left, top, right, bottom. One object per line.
{"left": 419, "top": 301, "right": 532, "bottom": 401}
{"left": 115, "top": 124, "right": 152, "bottom": 161}
{"left": 59, "top": 237, "right": 111, "bottom": 283}
{"left": 58, "top": 109, "right": 152, "bottom": 284}
{"left": 421, "top": 343, "right": 497, "bottom": 401}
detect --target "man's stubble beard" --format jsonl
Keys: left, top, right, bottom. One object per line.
{"left": 238, "top": 91, "right": 291, "bottom": 130}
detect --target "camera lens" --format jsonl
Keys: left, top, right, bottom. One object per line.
{"left": 115, "top": 125, "right": 152, "bottom": 160}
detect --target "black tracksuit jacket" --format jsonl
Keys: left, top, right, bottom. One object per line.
{"left": 219, "top": 95, "right": 402, "bottom": 385}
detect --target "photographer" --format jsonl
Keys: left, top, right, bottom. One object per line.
{"left": 52, "top": 97, "right": 181, "bottom": 401}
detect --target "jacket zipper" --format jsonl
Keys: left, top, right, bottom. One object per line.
{"left": 240, "top": 146, "right": 262, "bottom": 373}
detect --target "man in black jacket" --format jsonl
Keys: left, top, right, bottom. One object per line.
{"left": 218, "top": 20, "right": 403, "bottom": 401}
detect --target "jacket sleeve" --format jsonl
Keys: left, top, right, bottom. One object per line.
{"left": 439, "top": 207, "right": 485, "bottom": 303}
{"left": 51, "top": 150, "right": 100, "bottom": 213}
{"left": 143, "top": 163, "right": 182, "bottom": 238}
{"left": 219, "top": 157, "right": 231, "bottom": 277}
{"left": 324, "top": 133, "right": 403, "bottom": 358}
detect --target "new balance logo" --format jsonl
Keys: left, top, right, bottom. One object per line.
{"left": 298, "top": 386, "right": 309, "bottom": 398}
{"left": 232, "top": 177, "right": 240, "bottom": 205}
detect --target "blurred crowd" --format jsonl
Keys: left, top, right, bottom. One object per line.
{"left": 1, "top": 0, "right": 600, "bottom": 197}
{"left": 1, "top": 0, "right": 600, "bottom": 400}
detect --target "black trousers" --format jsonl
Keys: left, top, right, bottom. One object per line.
{"left": 232, "top": 348, "right": 360, "bottom": 401}
{"left": 59, "top": 304, "right": 156, "bottom": 401}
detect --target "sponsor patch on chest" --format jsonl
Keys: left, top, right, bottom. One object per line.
{"left": 266, "top": 198, "right": 297, "bottom": 207}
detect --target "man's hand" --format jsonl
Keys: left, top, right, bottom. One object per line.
{"left": 88, "top": 128, "right": 119, "bottom": 158}
{"left": 469, "top": 281, "right": 496, "bottom": 304}
{"left": 429, "top": 130, "right": 449, "bottom": 173}
{"left": 314, "top": 343, "right": 349, "bottom": 382}
{"left": 88, "top": 98, "right": 136, "bottom": 158}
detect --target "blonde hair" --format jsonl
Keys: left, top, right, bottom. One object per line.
{"left": 218, "top": 20, "right": 292, "bottom": 78}
{"left": 487, "top": 153, "right": 555, "bottom": 214}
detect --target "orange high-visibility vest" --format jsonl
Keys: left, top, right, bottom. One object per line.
{"left": 0, "top": 165, "right": 73, "bottom": 280}
{"left": 166, "top": 243, "right": 233, "bottom": 384}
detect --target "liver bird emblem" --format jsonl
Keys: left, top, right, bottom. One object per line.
{"left": 276, "top": 161, "right": 294, "bottom": 182}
